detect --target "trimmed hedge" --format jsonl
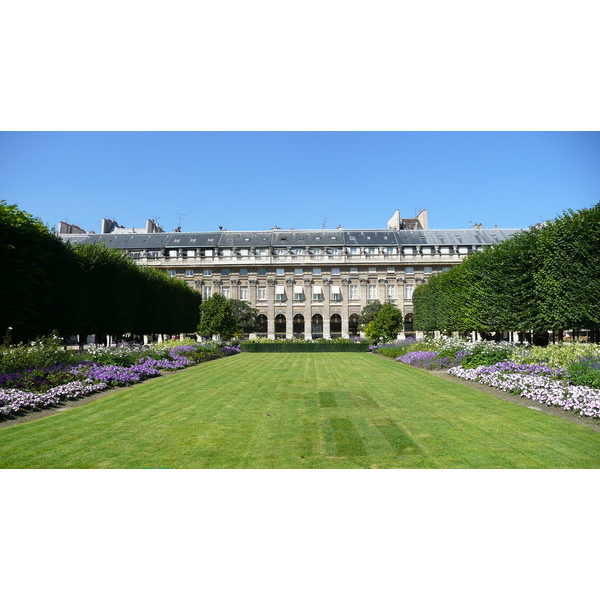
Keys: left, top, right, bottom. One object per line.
{"left": 240, "top": 341, "right": 371, "bottom": 353}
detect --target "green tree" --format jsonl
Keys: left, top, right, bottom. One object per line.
{"left": 0, "top": 200, "right": 82, "bottom": 341}
{"left": 363, "top": 302, "right": 403, "bottom": 343}
{"left": 358, "top": 300, "right": 383, "bottom": 330}
{"left": 534, "top": 204, "right": 600, "bottom": 339}
{"left": 197, "top": 294, "right": 239, "bottom": 340}
{"left": 228, "top": 299, "right": 259, "bottom": 334}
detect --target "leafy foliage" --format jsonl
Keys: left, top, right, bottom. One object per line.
{"left": 413, "top": 203, "right": 600, "bottom": 340}
{"left": 197, "top": 294, "right": 240, "bottom": 340}
{"left": 0, "top": 200, "right": 201, "bottom": 341}
{"left": 363, "top": 302, "right": 403, "bottom": 343}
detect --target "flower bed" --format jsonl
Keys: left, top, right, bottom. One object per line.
{"left": 0, "top": 342, "right": 240, "bottom": 419}
{"left": 448, "top": 362, "right": 600, "bottom": 419}
{"left": 396, "top": 350, "right": 465, "bottom": 370}
{"left": 387, "top": 337, "right": 600, "bottom": 419}
{"left": 0, "top": 380, "right": 109, "bottom": 417}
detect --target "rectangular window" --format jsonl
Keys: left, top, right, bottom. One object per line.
{"left": 275, "top": 248, "right": 286, "bottom": 255}
{"left": 203, "top": 286, "right": 212, "bottom": 299}
{"left": 330, "top": 248, "right": 340, "bottom": 255}
{"left": 186, "top": 249, "right": 196, "bottom": 257}
{"left": 276, "top": 268, "right": 285, "bottom": 276}
{"left": 458, "top": 246, "right": 469, "bottom": 254}
{"left": 292, "top": 248, "right": 305, "bottom": 255}
{"left": 169, "top": 250, "right": 178, "bottom": 257}
{"left": 383, "top": 247, "right": 398, "bottom": 255}
{"left": 424, "top": 266, "right": 433, "bottom": 274}
{"left": 294, "top": 285, "right": 303, "bottom": 301}
{"left": 258, "top": 286, "right": 266, "bottom": 300}
{"left": 257, "top": 248, "right": 268, "bottom": 256}
{"left": 147, "top": 251, "right": 159, "bottom": 258}
{"left": 422, "top": 246, "right": 432, "bottom": 254}
{"left": 313, "top": 267, "right": 321, "bottom": 275}
{"left": 168, "top": 269, "right": 176, "bottom": 277}
{"left": 387, "top": 266, "right": 395, "bottom": 274}
{"left": 221, "top": 268, "right": 230, "bottom": 276}
{"left": 349, "top": 285, "right": 359, "bottom": 300}
{"left": 331, "top": 285, "right": 341, "bottom": 301}
{"left": 405, "top": 284, "right": 414, "bottom": 300}
{"left": 240, "top": 286, "right": 248, "bottom": 300}
{"left": 222, "top": 249, "right": 233, "bottom": 257}
{"left": 313, "top": 285, "right": 323, "bottom": 301}
{"left": 239, "top": 248, "right": 250, "bottom": 256}
{"left": 185, "top": 269, "right": 194, "bottom": 277}
{"left": 258, "top": 268, "right": 267, "bottom": 276}
{"left": 348, "top": 247, "right": 359, "bottom": 255}
{"left": 275, "top": 285, "right": 286, "bottom": 301}
{"left": 440, "top": 246, "right": 450, "bottom": 254}
{"left": 365, "top": 247, "right": 377, "bottom": 255}
{"left": 331, "top": 267, "right": 340, "bottom": 275}
{"left": 222, "top": 286, "right": 230, "bottom": 299}
{"left": 294, "top": 267, "right": 303, "bottom": 275}
{"left": 405, "top": 267, "right": 414, "bottom": 275}
{"left": 205, "top": 249, "right": 213, "bottom": 257}
{"left": 368, "top": 266, "right": 377, "bottom": 274}
{"left": 240, "top": 268, "right": 248, "bottom": 276}
{"left": 442, "top": 267, "right": 451, "bottom": 272}
{"left": 368, "top": 284, "right": 377, "bottom": 300}
{"left": 349, "top": 267, "right": 358, "bottom": 274}
{"left": 404, "top": 247, "right": 414, "bottom": 255}
{"left": 313, "top": 248, "right": 323, "bottom": 255}
{"left": 203, "top": 268, "right": 212, "bottom": 276}
{"left": 386, "top": 284, "right": 396, "bottom": 299}
{"left": 129, "top": 252, "right": 141, "bottom": 258}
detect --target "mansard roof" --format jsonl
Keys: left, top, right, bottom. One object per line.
{"left": 62, "top": 228, "right": 522, "bottom": 249}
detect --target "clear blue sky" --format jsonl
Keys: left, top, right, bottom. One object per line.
{"left": 2, "top": 131, "right": 598, "bottom": 234}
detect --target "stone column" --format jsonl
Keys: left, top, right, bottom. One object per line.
{"left": 230, "top": 278, "right": 239, "bottom": 300}
{"left": 341, "top": 277, "right": 350, "bottom": 338}
{"left": 285, "top": 277, "right": 294, "bottom": 339}
{"left": 359, "top": 276, "right": 368, "bottom": 306}
{"left": 304, "top": 276, "right": 313, "bottom": 339}
{"left": 322, "top": 277, "right": 331, "bottom": 339}
{"left": 378, "top": 277, "right": 387, "bottom": 302}
{"left": 266, "top": 277, "right": 276, "bottom": 339}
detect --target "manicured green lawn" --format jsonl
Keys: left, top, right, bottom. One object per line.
{"left": 0, "top": 353, "right": 598, "bottom": 468}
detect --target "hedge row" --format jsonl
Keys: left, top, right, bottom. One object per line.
{"left": 1, "top": 201, "right": 201, "bottom": 341}
{"left": 240, "top": 341, "right": 371, "bottom": 353}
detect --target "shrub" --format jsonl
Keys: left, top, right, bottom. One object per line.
{"left": 240, "top": 340, "right": 371, "bottom": 352}
{"left": 0, "top": 332, "right": 79, "bottom": 374}
{"left": 568, "top": 357, "right": 600, "bottom": 389}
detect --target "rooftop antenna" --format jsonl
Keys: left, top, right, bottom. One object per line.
{"left": 173, "top": 212, "right": 187, "bottom": 228}
{"left": 149, "top": 214, "right": 161, "bottom": 223}
{"left": 321, "top": 216, "right": 328, "bottom": 229}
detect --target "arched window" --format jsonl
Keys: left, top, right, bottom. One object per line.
{"left": 348, "top": 313, "right": 359, "bottom": 337}
{"left": 330, "top": 313, "right": 342, "bottom": 338}
{"left": 256, "top": 314, "right": 268, "bottom": 336}
{"left": 275, "top": 314, "right": 286, "bottom": 338}
{"left": 293, "top": 314, "right": 305, "bottom": 336}
{"left": 311, "top": 314, "right": 323, "bottom": 339}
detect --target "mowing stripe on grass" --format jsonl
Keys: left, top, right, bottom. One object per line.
{"left": 325, "top": 417, "right": 367, "bottom": 457}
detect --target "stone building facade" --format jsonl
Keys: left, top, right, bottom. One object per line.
{"left": 60, "top": 210, "right": 520, "bottom": 339}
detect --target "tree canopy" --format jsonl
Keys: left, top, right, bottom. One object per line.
{"left": 413, "top": 203, "right": 600, "bottom": 341}
{"left": 1, "top": 200, "right": 202, "bottom": 341}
